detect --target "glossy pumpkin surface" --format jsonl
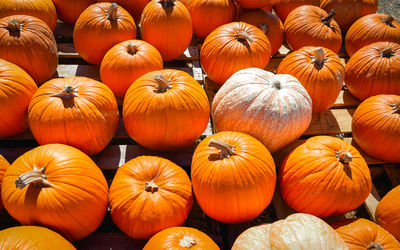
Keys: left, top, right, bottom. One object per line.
{"left": 376, "top": 185, "right": 400, "bottom": 241}
{"left": 52, "top": 0, "right": 96, "bottom": 24}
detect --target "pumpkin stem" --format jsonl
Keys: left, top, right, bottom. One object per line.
{"left": 179, "top": 236, "right": 197, "bottom": 248}
{"left": 321, "top": 9, "right": 336, "bottom": 26}
{"left": 127, "top": 44, "right": 138, "bottom": 55}
{"left": 258, "top": 23, "right": 269, "bottom": 33}
{"left": 272, "top": 81, "right": 281, "bottom": 90}
{"left": 159, "top": 0, "right": 175, "bottom": 8}
{"left": 391, "top": 101, "right": 400, "bottom": 113}
{"left": 367, "top": 242, "right": 384, "bottom": 250}
{"left": 153, "top": 74, "right": 172, "bottom": 93}
{"left": 145, "top": 180, "right": 159, "bottom": 193}
{"left": 380, "top": 47, "right": 394, "bottom": 58}
{"left": 234, "top": 31, "right": 253, "bottom": 43}
{"left": 7, "top": 19, "right": 23, "bottom": 32}
{"left": 382, "top": 15, "right": 395, "bottom": 27}
{"left": 336, "top": 151, "right": 353, "bottom": 165}
{"left": 208, "top": 138, "right": 236, "bottom": 159}
{"left": 15, "top": 166, "right": 52, "bottom": 189}
{"left": 107, "top": 3, "right": 118, "bottom": 21}
{"left": 51, "top": 85, "right": 79, "bottom": 99}
{"left": 311, "top": 47, "right": 326, "bottom": 67}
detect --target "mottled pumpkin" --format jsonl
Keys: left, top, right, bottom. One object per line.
{"left": 376, "top": 185, "right": 400, "bottom": 241}
{"left": 52, "top": 0, "right": 96, "bottom": 24}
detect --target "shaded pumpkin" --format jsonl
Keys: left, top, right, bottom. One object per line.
{"left": 28, "top": 76, "right": 119, "bottom": 156}
{"left": 109, "top": 156, "right": 193, "bottom": 239}
{"left": 73, "top": 2, "right": 137, "bottom": 65}
{"left": 191, "top": 131, "right": 276, "bottom": 224}
{"left": 0, "top": 59, "right": 37, "bottom": 138}
{"left": 236, "top": 0, "right": 272, "bottom": 9}
{"left": 273, "top": 0, "right": 320, "bottom": 23}
{"left": 1, "top": 144, "right": 109, "bottom": 241}
{"left": 52, "top": 0, "right": 96, "bottom": 24}
{"left": 376, "top": 185, "right": 400, "bottom": 241}
{"left": 0, "top": 155, "right": 10, "bottom": 210}
{"left": 0, "top": 15, "right": 58, "bottom": 84}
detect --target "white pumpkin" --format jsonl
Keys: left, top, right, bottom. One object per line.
{"left": 212, "top": 68, "right": 312, "bottom": 152}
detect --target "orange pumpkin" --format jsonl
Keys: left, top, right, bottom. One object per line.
{"left": 273, "top": 0, "right": 320, "bottom": 23}
{"left": 100, "top": 39, "right": 163, "bottom": 99}
{"left": 141, "top": 0, "right": 193, "bottom": 61}
{"left": 28, "top": 77, "right": 119, "bottom": 156}
{"left": 109, "top": 156, "right": 193, "bottom": 239}
{"left": 52, "top": 0, "right": 96, "bottom": 24}
{"left": 279, "top": 136, "right": 372, "bottom": 217}
{"left": 0, "top": 15, "right": 58, "bottom": 84}
{"left": 277, "top": 46, "right": 345, "bottom": 113}
{"left": 0, "top": 59, "right": 37, "bottom": 138}
{"left": 100, "top": 0, "right": 150, "bottom": 23}
{"left": 376, "top": 185, "right": 400, "bottom": 241}
{"left": 1, "top": 144, "right": 109, "bottom": 241}
{"left": 0, "top": 155, "right": 10, "bottom": 210}
{"left": 235, "top": 0, "right": 272, "bottom": 9}
{"left": 123, "top": 69, "right": 210, "bottom": 151}
{"left": 201, "top": 22, "right": 271, "bottom": 85}
{"left": 191, "top": 131, "right": 276, "bottom": 224}
{"left": 73, "top": 2, "right": 137, "bottom": 65}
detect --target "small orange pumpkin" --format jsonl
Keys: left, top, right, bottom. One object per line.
{"left": 376, "top": 185, "right": 400, "bottom": 241}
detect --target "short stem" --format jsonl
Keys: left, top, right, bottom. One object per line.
{"left": 234, "top": 31, "right": 253, "bottom": 43}
{"left": 15, "top": 166, "right": 52, "bottom": 189}
{"left": 391, "top": 101, "right": 400, "bottom": 113}
{"left": 273, "top": 81, "right": 281, "bottom": 90}
{"left": 380, "top": 47, "right": 394, "bottom": 58}
{"left": 145, "top": 180, "right": 159, "bottom": 193}
{"left": 367, "top": 242, "right": 383, "bottom": 250}
{"left": 311, "top": 47, "right": 326, "bottom": 67}
{"left": 51, "top": 85, "right": 79, "bottom": 99}
{"left": 7, "top": 19, "right": 23, "bottom": 32}
{"left": 127, "top": 44, "right": 138, "bottom": 55}
{"left": 382, "top": 15, "right": 395, "bottom": 26}
{"left": 258, "top": 23, "right": 269, "bottom": 33}
{"left": 179, "top": 236, "right": 197, "bottom": 248}
{"left": 107, "top": 3, "right": 118, "bottom": 21}
{"left": 336, "top": 151, "right": 353, "bottom": 164}
{"left": 159, "top": 0, "right": 175, "bottom": 8}
{"left": 153, "top": 74, "right": 172, "bottom": 93}
{"left": 321, "top": 9, "right": 336, "bottom": 26}
{"left": 208, "top": 138, "right": 236, "bottom": 159}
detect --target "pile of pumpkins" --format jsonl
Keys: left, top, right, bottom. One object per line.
{"left": 0, "top": 0, "right": 400, "bottom": 249}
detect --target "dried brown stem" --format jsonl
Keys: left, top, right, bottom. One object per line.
{"left": 321, "top": 9, "right": 336, "bottom": 26}
{"left": 107, "top": 3, "right": 118, "bottom": 21}
{"left": 234, "top": 31, "right": 253, "bottom": 43}
{"left": 145, "top": 180, "right": 159, "bottom": 193}
{"left": 179, "top": 236, "right": 197, "bottom": 248}
{"left": 153, "top": 74, "right": 172, "bottom": 93}
{"left": 127, "top": 44, "right": 138, "bottom": 55}
{"left": 208, "top": 138, "right": 236, "bottom": 159}
{"left": 15, "top": 166, "right": 52, "bottom": 189}
{"left": 51, "top": 85, "right": 79, "bottom": 99}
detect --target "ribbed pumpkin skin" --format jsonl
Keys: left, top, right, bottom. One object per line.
{"left": 232, "top": 213, "right": 347, "bottom": 249}
{"left": 352, "top": 95, "right": 400, "bottom": 163}
{"left": 28, "top": 77, "right": 119, "bottom": 156}
{"left": 0, "top": 155, "right": 10, "bottom": 210}
{"left": 277, "top": 46, "right": 345, "bottom": 113}
{"left": 0, "top": 226, "right": 76, "bottom": 250}
{"left": 52, "top": 0, "right": 96, "bottom": 24}
{"left": 1, "top": 144, "right": 109, "bottom": 241}
{"left": 345, "top": 42, "right": 400, "bottom": 101}
{"left": 191, "top": 131, "right": 276, "bottom": 224}
{"left": 141, "top": 0, "right": 192, "bottom": 61}
{"left": 0, "top": 15, "right": 58, "bottom": 84}
{"left": 376, "top": 185, "right": 400, "bottom": 241}
{"left": 99, "top": 0, "right": 150, "bottom": 23}
{"left": 212, "top": 68, "right": 312, "bottom": 152}
{"left": 239, "top": 10, "right": 284, "bottom": 55}
{"left": 188, "top": 0, "right": 236, "bottom": 40}
{"left": 143, "top": 227, "right": 220, "bottom": 249}
{"left": 273, "top": 0, "right": 320, "bottom": 22}
{"left": 123, "top": 69, "right": 210, "bottom": 151}
{"left": 100, "top": 40, "right": 163, "bottom": 98}
{"left": 345, "top": 14, "right": 400, "bottom": 57}
{"left": 332, "top": 218, "right": 400, "bottom": 249}
{"left": 0, "top": 59, "right": 37, "bottom": 138}
{"left": 73, "top": 2, "right": 137, "bottom": 65}
{"left": 284, "top": 5, "right": 342, "bottom": 53}
{"left": 279, "top": 136, "right": 372, "bottom": 217}
{"left": 0, "top": 0, "right": 57, "bottom": 31}
{"left": 201, "top": 22, "right": 271, "bottom": 85}
{"left": 109, "top": 156, "right": 193, "bottom": 240}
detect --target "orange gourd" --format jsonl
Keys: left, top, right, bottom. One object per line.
{"left": 236, "top": 0, "right": 272, "bottom": 9}
{"left": 99, "top": 0, "right": 150, "bottom": 23}
{"left": 52, "top": 0, "right": 96, "bottom": 24}
{"left": 273, "top": 0, "right": 320, "bottom": 23}
{"left": 376, "top": 185, "right": 400, "bottom": 241}
{"left": 0, "top": 155, "right": 10, "bottom": 210}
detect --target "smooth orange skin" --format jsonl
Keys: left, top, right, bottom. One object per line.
{"left": 109, "top": 156, "right": 193, "bottom": 240}
{"left": 279, "top": 136, "right": 372, "bottom": 217}
{"left": 273, "top": 0, "right": 320, "bottom": 23}
{"left": 376, "top": 185, "right": 400, "bottom": 241}
{"left": 0, "top": 15, "right": 58, "bottom": 84}
{"left": 52, "top": 0, "right": 96, "bottom": 24}
{"left": 1, "top": 144, "right": 109, "bottom": 241}
{"left": 0, "top": 59, "right": 37, "bottom": 138}
{"left": 100, "top": 39, "right": 163, "bottom": 99}
{"left": 73, "top": 2, "right": 137, "bottom": 65}
{"left": 28, "top": 77, "right": 119, "bottom": 156}
{"left": 0, "top": 155, "right": 10, "bottom": 210}
{"left": 191, "top": 131, "right": 276, "bottom": 224}
{"left": 123, "top": 69, "right": 210, "bottom": 151}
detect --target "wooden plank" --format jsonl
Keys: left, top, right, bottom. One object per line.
{"left": 364, "top": 185, "right": 381, "bottom": 222}
{"left": 384, "top": 165, "right": 400, "bottom": 187}
{"left": 305, "top": 108, "right": 355, "bottom": 136}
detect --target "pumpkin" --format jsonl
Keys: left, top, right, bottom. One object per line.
{"left": 109, "top": 156, "right": 193, "bottom": 239}
{"left": 141, "top": 0, "right": 193, "bottom": 61}
{"left": 320, "top": 0, "right": 378, "bottom": 33}
{"left": 1, "top": 144, "right": 109, "bottom": 241}
{"left": 345, "top": 42, "right": 400, "bottom": 101}
{"left": 123, "top": 69, "right": 210, "bottom": 151}
{"left": 376, "top": 185, "right": 400, "bottom": 241}
{"left": 239, "top": 10, "right": 284, "bottom": 55}
{"left": 0, "top": 59, "right": 37, "bottom": 138}
{"left": 273, "top": 0, "right": 320, "bottom": 23}
{"left": 52, "top": 0, "right": 96, "bottom": 24}
{"left": 352, "top": 95, "right": 400, "bottom": 163}
{"left": 143, "top": 227, "right": 220, "bottom": 249}
{"left": 277, "top": 46, "right": 345, "bottom": 113}
{"left": 232, "top": 213, "right": 347, "bottom": 249}
{"left": 73, "top": 2, "right": 137, "bottom": 65}
{"left": 201, "top": 22, "right": 271, "bottom": 85}
{"left": 100, "top": 0, "right": 150, "bottom": 23}
{"left": 0, "top": 0, "right": 57, "bottom": 31}
{"left": 0, "top": 226, "right": 75, "bottom": 250}
{"left": 235, "top": 0, "right": 272, "bottom": 9}
{"left": 28, "top": 76, "right": 119, "bottom": 156}
{"left": 0, "top": 15, "right": 58, "bottom": 84}
{"left": 284, "top": 5, "right": 342, "bottom": 53}
{"left": 345, "top": 14, "right": 400, "bottom": 57}
{"left": 187, "top": 0, "right": 236, "bottom": 40}
{"left": 100, "top": 39, "right": 163, "bottom": 99}
{"left": 262, "top": 4, "right": 273, "bottom": 12}
{"left": 0, "top": 155, "right": 10, "bottom": 210}
{"left": 191, "top": 131, "right": 276, "bottom": 224}
{"left": 332, "top": 218, "right": 400, "bottom": 249}
{"left": 212, "top": 68, "right": 312, "bottom": 152}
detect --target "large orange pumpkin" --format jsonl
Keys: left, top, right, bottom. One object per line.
{"left": 235, "top": 0, "right": 272, "bottom": 9}
{"left": 100, "top": 39, "right": 163, "bottom": 99}
{"left": 1, "top": 144, "right": 109, "bottom": 241}
{"left": 0, "top": 0, "right": 57, "bottom": 31}
{"left": 191, "top": 131, "right": 276, "bottom": 224}
{"left": 376, "top": 185, "right": 400, "bottom": 241}
{"left": 73, "top": 2, "right": 137, "bottom": 65}
{"left": 100, "top": 0, "right": 150, "bottom": 23}
{"left": 0, "top": 155, "right": 10, "bottom": 210}
{"left": 277, "top": 46, "right": 345, "bottom": 113}
{"left": 109, "top": 156, "right": 193, "bottom": 239}
{"left": 279, "top": 136, "right": 372, "bottom": 217}
{"left": 201, "top": 22, "right": 271, "bottom": 85}
{"left": 141, "top": 0, "right": 193, "bottom": 61}
{"left": 28, "top": 77, "right": 119, "bottom": 156}
{"left": 52, "top": 0, "right": 96, "bottom": 24}
{"left": 273, "top": 0, "right": 320, "bottom": 23}
{"left": 123, "top": 69, "right": 210, "bottom": 151}
{"left": 0, "top": 15, "right": 58, "bottom": 84}
{"left": 0, "top": 59, "right": 37, "bottom": 138}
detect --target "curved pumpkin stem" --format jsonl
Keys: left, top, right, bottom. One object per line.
{"left": 145, "top": 180, "right": 159, "bottom": 193}
{"left": 234, "top": 31, "right": 253, "bottom": 43}
{"left": 258, "top": 23, "right": 269, "bottom": 33}
{"left": 153, "top": 74, "right": 172, "bottom": 93}
{"left": 336, "top": 151, "right": 353, "bottom": 164}
{"left": 159, "top": 0, "right": 175, "bottom": 8}
{"left": 391, "top": 101, "right": 400, "bottom": 113}
{"left": 311, "top": 48, "right": 327, "bottom": 67}
{"left": 179, "top": 236, "right": 197, "bottom": 248}
{"left": 15, "top": 166, "right": 52, "bottom": 189}
{"left": 380, "top": 47, "right": 394, "bottom": 58}
{"left": 367, "top": 242, "right": 383, "bottom": 250}
{"left": 382, "top": 15, "right": 395, "bottom": 26}
{"left": 208, "top": 138, "right": 236, "bottom": 159}
{"left": 127, "top": 44, "right": 138, "bottom": 55}
{"left": 7, "top": 19, "right": 23, "bottom": 32}
{"left": 321, "top": 9, "right": 336, "bottom": 26}
{"left": 51, "top": 85, "right": 79, "bottom": 99}
{"left": 107, "top": 3, "right": 118, "bottom": 21}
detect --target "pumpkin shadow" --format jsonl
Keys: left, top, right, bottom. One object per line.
{"left": 343, "top": 164, "right": 353, "bottom": 180}
{"left": 76, "top": 65, "right": 100, "bottom": 80}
